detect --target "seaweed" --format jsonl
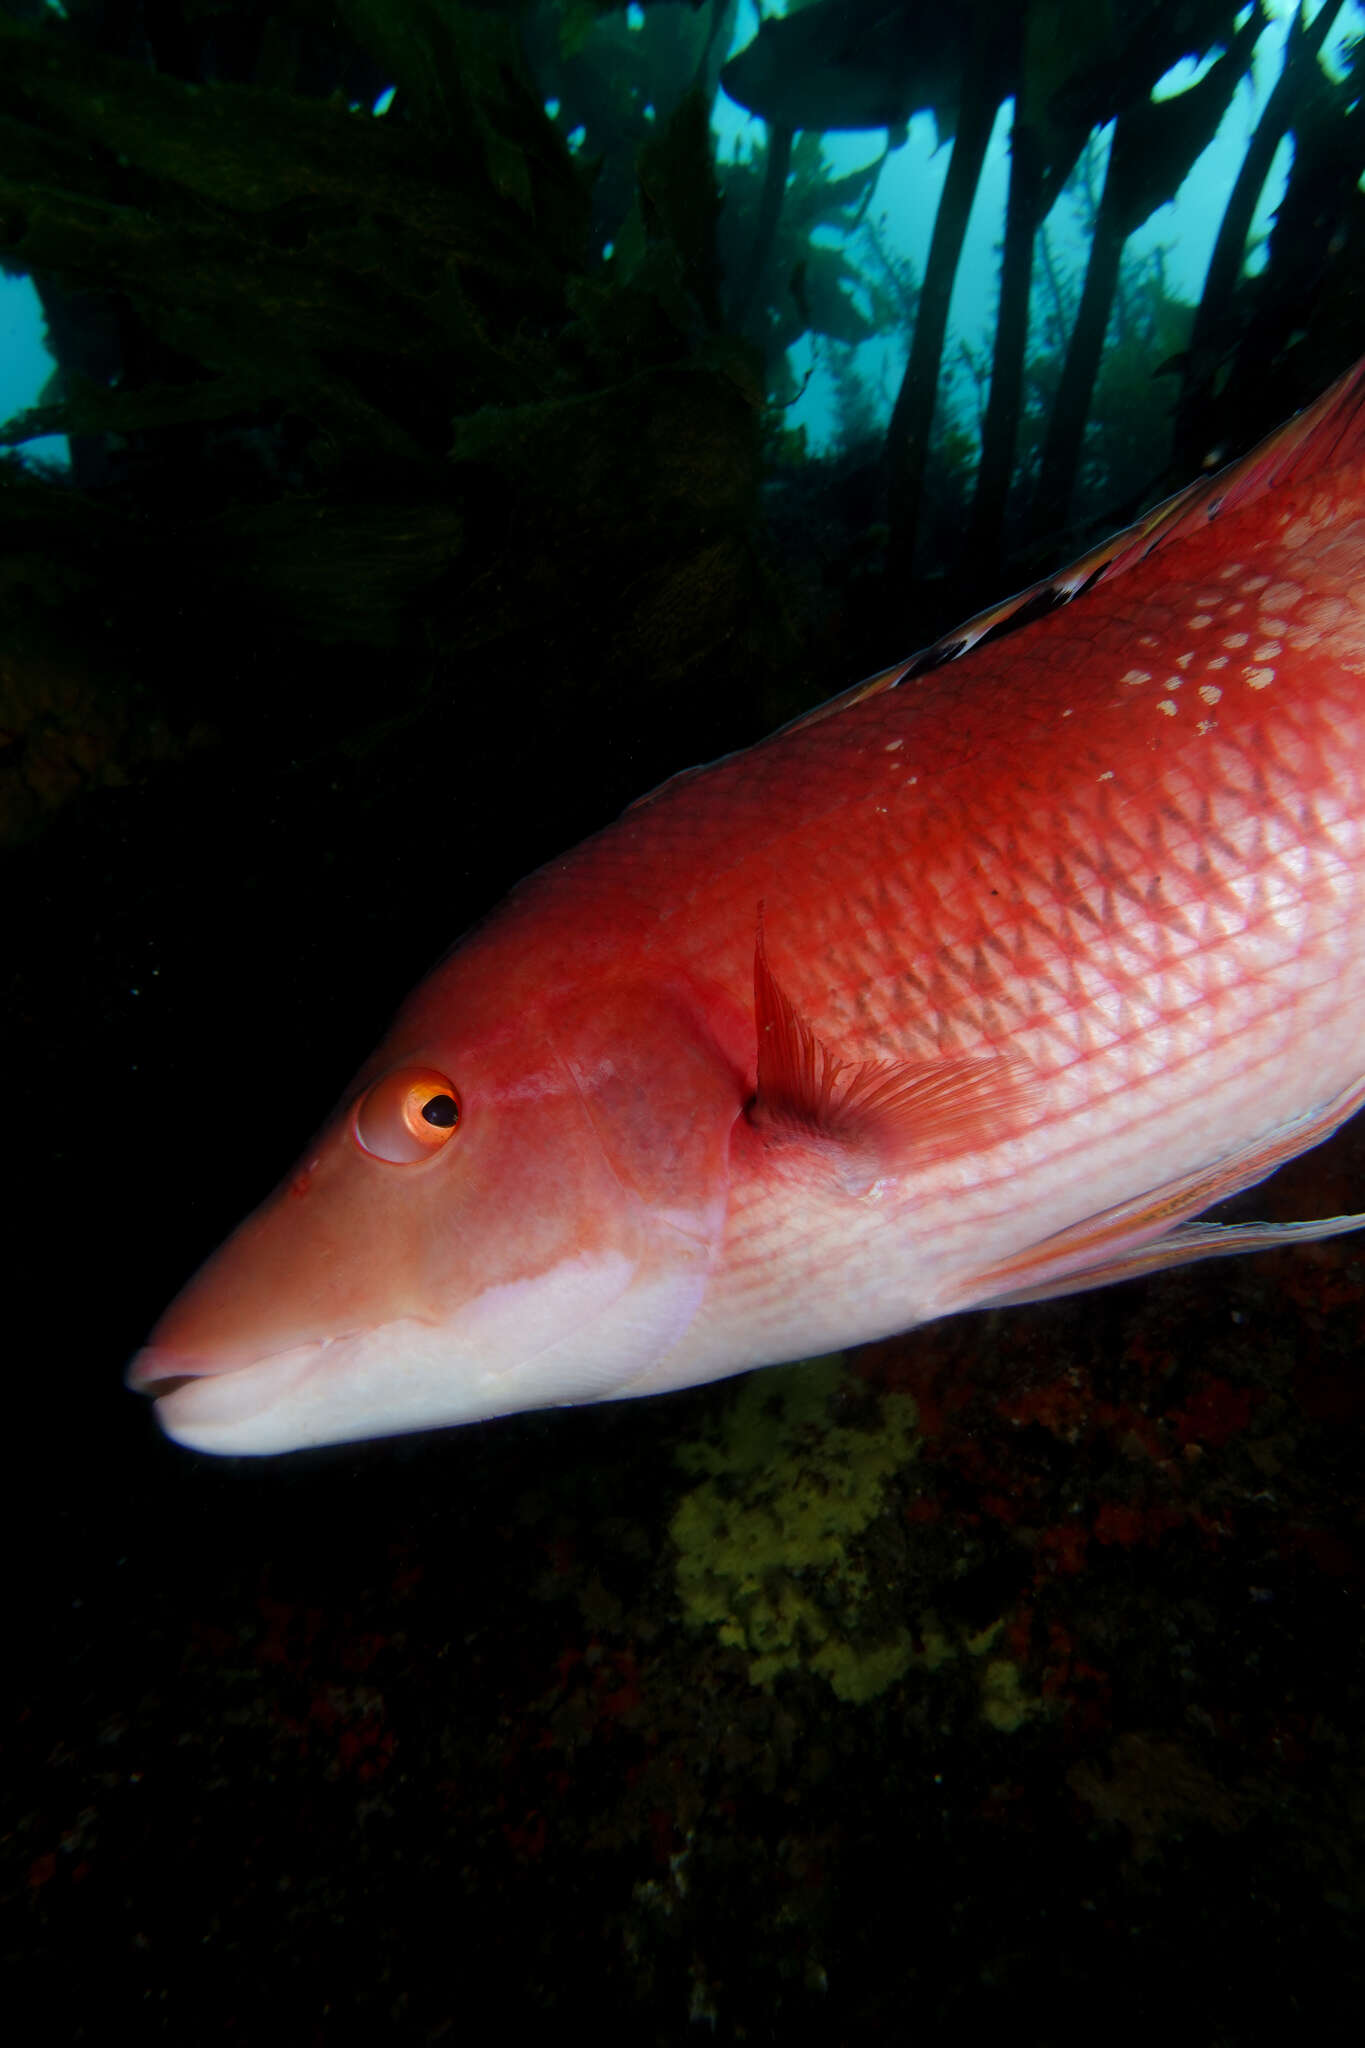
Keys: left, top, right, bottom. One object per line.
{"left": 0, "top": 2, "right": 778, "bottom": 841}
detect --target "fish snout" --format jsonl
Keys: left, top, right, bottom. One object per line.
{"left": 124, "top": 1335, "right": 326, "bottom": 1450}
{"left": 126, "top": 1339, "right": 285, "bottom": 1396}
{"left": 125, "top": 1346, "right": 219, "bottom": 1399}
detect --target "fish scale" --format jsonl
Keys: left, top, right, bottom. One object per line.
{"left": 501, "top": 395, "right": 1365, "bottom": 1336}
{"left": 531, "top": 538, "right": 1364, "bottom": 1145}
{"left": 128, "top": 358, "right": 1365, "bottom": 1453}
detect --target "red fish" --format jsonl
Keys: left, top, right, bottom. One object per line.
{"left": 129, "top": 359, "right": 1365, "bottom": 1454}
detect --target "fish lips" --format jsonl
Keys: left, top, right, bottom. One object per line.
{"left": 125, "top": 1339, "right": 326, "bottom": 1450}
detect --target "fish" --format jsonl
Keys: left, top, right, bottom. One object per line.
{"left": 129, "top": 356, "right": 1365, "bottom": 1455}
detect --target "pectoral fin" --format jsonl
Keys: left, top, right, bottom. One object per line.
{"left": 749, "top": 920, "right": 1036, "bottom": 1191}
{"left": 957, "top": 1069, "right": 1365, "bottom": 1311}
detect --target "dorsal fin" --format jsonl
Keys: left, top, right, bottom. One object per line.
{"left": 625, "top": 355, "right": 1365, "bottom": 802}
{"left": 1093, "top": 350, "right": 1365, "bottom": 582}
{"left": 777, "top": 350, "right": 1365, "bottom": 743}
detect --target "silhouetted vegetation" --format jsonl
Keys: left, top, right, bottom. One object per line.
{"left": 2, "top": 0, "right": 1365, "bottom": 843}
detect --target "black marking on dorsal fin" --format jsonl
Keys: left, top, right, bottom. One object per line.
{"left": 1102, "top": 348, "right": 1365, "bottom": 577}
{"left": 775, "top": 351, "right": 1365, "bottom": 744}
{"left": 624, "top": 353, "right": 1365, "bottom": 812}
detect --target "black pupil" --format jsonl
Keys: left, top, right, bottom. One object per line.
{"left": 421, "top": 1093, "right": 459, "bottom": 1128}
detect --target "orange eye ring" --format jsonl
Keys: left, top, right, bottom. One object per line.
{"left": 354, "top": 1067, "right": 463, "bottom": 1164}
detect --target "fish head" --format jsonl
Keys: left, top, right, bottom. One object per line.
{"left": 128, "top": 958, "right": 745, "bottom": 1455}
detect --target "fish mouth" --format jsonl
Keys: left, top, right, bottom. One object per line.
{"left": 126, "top": 1350, "right": 215, "bottom": 1399}
{"left": 133, "top": 1370, "right": 199, "bottom": 1400}
{"left": 124, "top": 1340, "right": 328, "bottom": 1451}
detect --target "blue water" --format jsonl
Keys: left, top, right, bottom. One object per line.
{"left": 3, "top": 1, "right": 1360, "bottom": 474}
{"left": 712, "top": 0, "right": 1365, "bottom": 455}
{"left": 0, "top": 273, "right": 69, "bottom": 469}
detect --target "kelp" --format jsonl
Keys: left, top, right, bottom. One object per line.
{"left": 719, "top": 0, "right": 967, "bottom": 140}
{"left": 718, "top": 0, "right": 1364, "bottom": 595}
{"left": 528, "top": 0, "right": 737, "bottom": 257}
{"left": 884, "top": 0, "right": 1247, "bottom": 579}
{"left": 722, "top": 130, "right": 900, "bottom": 382}
{"left": 0, "top": 12, "right": 589, "bottom": 469}
{"left": 0, "top": 4, "right": 777, "bottom": 842}
{"left": 1031, "top": 4, "right": 1261, "bottom": 540}
{"left": 1173, "top": 0, "right": 1352, "bottom": 467}
{"left": 5, "top": 1, "right": 1365, "bottom": 844}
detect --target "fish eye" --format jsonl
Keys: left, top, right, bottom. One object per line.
{"left": 354, "top": 1066, "right": 463, "bottom": 1163}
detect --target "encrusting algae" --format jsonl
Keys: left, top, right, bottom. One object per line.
{"left": 668, "top": 1355, "right": 1038, "bottom": 1719}
{"left": 670, "top": 1355, "right": 920, "bottom": 1701}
